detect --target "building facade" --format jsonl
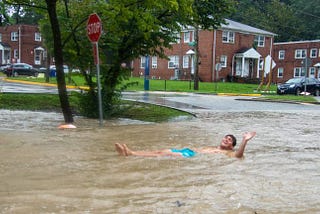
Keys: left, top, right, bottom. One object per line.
{"left": 273, "top": 40, "right": 320, "bottom": 83}
{"left": 0, "top": 25, "right": 45, "bottom": 67}
{"left": 131, "top": 19, "right": 276, "bottom": 82}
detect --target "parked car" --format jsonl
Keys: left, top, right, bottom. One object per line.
{"left": 0, "top": 64, "right": 10, "bottom": 73}
{"left": 277, "top": 77, "right": 320, "bottom": 96}
{"left": 4, "top": 63, "right": 39, "bottom": 77}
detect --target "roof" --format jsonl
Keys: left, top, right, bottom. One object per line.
{"left": 0, "top": 42, "right": 10, "bottom": 48}
{"left": 221, "top": 19, "right": 276, "bottom": 37}
{"left": 0, "top": 42, "right": 11, "bottom": 50}
{"left": 274, "top": 40, "right": 320, "bottom": 45}
{"left": 234, "top": 48, "right": 261, "bottom": 59}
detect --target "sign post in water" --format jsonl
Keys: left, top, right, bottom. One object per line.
{"left": 87, "top": 13, "right": 103, "bottom": 126}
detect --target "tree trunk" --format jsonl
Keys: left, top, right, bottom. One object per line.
{"left": 45, "top": 0, "right": 74, "bottom": 123}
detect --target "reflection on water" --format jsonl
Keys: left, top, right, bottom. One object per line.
{"left": 0, "top": 110, "right": 320, "bottom": 213}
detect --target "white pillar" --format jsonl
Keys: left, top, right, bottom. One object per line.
{"left": 241, "top": 56, "right": 245, "bottom": 77}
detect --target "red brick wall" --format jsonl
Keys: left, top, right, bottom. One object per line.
{"left": 0, "top": 25, "right": 43, "bottom": 67}
{"left": 131, "top": 29, "right": 274, "bottom": 82}
{"left": 273, "top": 41, "right": 320, "bottom": 83}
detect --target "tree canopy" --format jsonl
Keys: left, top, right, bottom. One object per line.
{"left": 230, "top": 0, "right": 320, "bottom": 42}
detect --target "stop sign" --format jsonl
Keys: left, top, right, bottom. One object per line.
{"left": 87, "top": 13, "right": 102, "bottom": 43}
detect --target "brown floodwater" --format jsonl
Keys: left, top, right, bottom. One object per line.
{"left": 0, "top": 109, "right": 319, "bottom": 213}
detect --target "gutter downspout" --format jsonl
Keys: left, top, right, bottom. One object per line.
{"left": 212, "top": 30, "right": 216, "bottom": 82}
{"left": 18, "top": 25, "right": 21, "bottom": 63}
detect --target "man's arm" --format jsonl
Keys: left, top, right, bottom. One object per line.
{"left": 234, "top": 132, "right": 256, "bottom": 158}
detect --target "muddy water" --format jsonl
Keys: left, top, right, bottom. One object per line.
{"left": 0, "top": 110, "right": 320, "bottom": 213}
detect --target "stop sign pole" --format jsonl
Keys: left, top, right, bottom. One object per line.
{"left": 87, "top": 13, "right": 103, "bottom": 126}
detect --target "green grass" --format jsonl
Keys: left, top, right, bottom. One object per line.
{"left": 4, "top": 75, "right": 319, "bottom": 104}
{"left": 9, "top": 75, "right": 277, "bottom": 94}
{"left": 262, "top": 94, "right": 318, "bottom": 103}
{"left": 0, "top": 93, "right": 192, "bottom": 122}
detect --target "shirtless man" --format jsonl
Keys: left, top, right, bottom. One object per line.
{"left": 115, "top": 131, "right": 256, "bottom": 158}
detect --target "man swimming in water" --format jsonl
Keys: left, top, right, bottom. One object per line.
{"left": 115, "top": 131, "right": 256, "bottom": 158}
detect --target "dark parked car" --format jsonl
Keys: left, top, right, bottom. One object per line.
{"left": 4, "top": 63, "right": 39, "bottom": 77}
{"left": 277, "top": 77, "right": 320, "bottom": 96}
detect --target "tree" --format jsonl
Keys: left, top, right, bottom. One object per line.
{"left": 38, "top": 0, "right": 236, "bottom": 117}
{"left": 191, "top": 0, "right": 236, "bottom": 89}
{"left": 290, "top": 0, "right": 320, "bottom": 40}
{"left": 45, "top": 0, "right": 74, "bottom": 123}
{"left": 3, "top": 0, "right": 74, "bottom": 123}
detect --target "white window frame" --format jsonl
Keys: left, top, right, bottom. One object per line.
{"left": 259, "top": 59, "right": 264, "bottom": 70}
{"left": 254, "top": 35, "right": 265, "bottom": 47}
{"left": 191, "top": 31, "right": 195, "bottom": 42}
{"left": 220, "top": 55, "right": 227, "bottom": 67}
{"left": 151, "top": 56, "right": 157, "bottom": 69}
{"left": 222, "top": 31, "right": 234, "bottom": 43}
{"left": 279, "top": 50, "right": 285, "bottom": 60}
{"left": 35, "top": 32, "right": 41, "bottom": 42}
{"left": 277, "top": 67, "right": 284, "bottom": 78}
{"left": 168, "top": 55, "right": 179, "bottom": 69}
{"left": 140, "top": 56, "right": 146, "bottom": 69}
{"left": 295, "top": 49, "right": 307, "bottom": 59}
{"left": 13, "top": 49, "right": 18, "bottom": 58}
{"left": 170, "top": 32, "right": 180, "bottom": 44}
{"left": 294, "top": 67, "right": 306, "bottom": 77}
{"left": 184, "top": 31, "right": 190, "bottom": 43}
{"left": 309, "top": 67, "right": 316, "bottom": 76}
{"left": 310, "top": 48, "right": 317, "bottom": 58}
{"left": 183, "top": 55, "right": 189, "bottom": 68}
{"left": 11, "top": 32, "right": 18, "bottom": 41}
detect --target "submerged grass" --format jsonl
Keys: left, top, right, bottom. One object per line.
{"left": 0, "top": 93, "right": 192, "bottom": 122}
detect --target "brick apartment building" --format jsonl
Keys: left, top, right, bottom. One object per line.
{"left": 0, "top": 25, "right": 45, "bottom": 68}
{"left": 273, "top": 40, "right": 320, "bottom": 83}
{"left": 131, "top": 19, "right": 276, "bottom": 82}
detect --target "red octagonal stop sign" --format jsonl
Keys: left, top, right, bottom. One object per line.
{"left": 87, "top": 13, "right": 102, "bottom": 43}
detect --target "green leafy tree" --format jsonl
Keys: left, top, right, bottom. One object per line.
{"left": 5, "top": 0, "right": 237, "bottom": 120}
{"left": 192, "top": 0, "right": 236, "bottom": 89}
{"left": 290, "top": 0, "right": 320, "bottom": 40}
{"left": 40, "top": 0, "right": 236, "bottom": 118}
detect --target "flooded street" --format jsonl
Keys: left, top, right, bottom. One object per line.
{"left": 0, "top": 103, "right": 320, "bottom": 213}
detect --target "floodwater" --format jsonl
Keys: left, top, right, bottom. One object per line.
{"left": 0, "top": 109, "right": 319, "bottom": 213}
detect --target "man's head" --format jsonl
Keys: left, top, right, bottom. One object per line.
{"left": 220, "top": 134, "right": 237, "bottom": 150}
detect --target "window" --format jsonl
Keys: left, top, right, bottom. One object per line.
{"left": 184, "top": 31, "right": 190, "bottom": 43}
{"left": 35, "top": 32, "right": 41, "bottom": 42}
{"left": 220, "top": 55, "right": 227, "bottom": 67}
{"left": 183, "top": 55, "right": 189, "bottom": 68}
{"left": 151, "top": 56, "right": 157, "bottom": 69}
{"left": 294, "top": 67, "right": 306, "bottom": 77}
{"left": 222, "top": 31, "right": 234, "bottom": 43}
{"left": 310, "top": 48, "right": 317, "bottom": 58}
{"left": 170, "top": 32, "right": 180, "bottom": 44}
{"left": 140, "top": 56, "right": 146, "bottom": 68}
{"left": 0, "top": 33, "right": 2, "bottom": 42}
{"left": 13, "top": 49, "right": 18, "bottom": 58}
{"left": 259, "top": 59, "right": 264, "bottom": 70}
{"left": 279, "top": 50, "right": 285, "bottom": 60}
{"left": 168, "top": 55, "right": 179, "bottom": 69}
{"left": 295, "top": 49, "right": 306, "bottom": 59}
{"left": 254, "top": 35, "right": 265, "bottom": 47}
{"left": 309, "top": 67, "right": 316, "bottom": 77}
{"left": 11, "top": 32, "right": 18, "bottom": 41}
{"left": 278, "top": 67, "right": 284, "bottom": 78}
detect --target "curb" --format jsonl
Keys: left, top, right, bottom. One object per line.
{"left": 2, "top": 77, "right": 89, "bottom": 90}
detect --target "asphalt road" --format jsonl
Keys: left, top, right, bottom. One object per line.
{"left": 2, "top": 77, "right": 320, "bottom": 113}
{"left": 122, "top": 91, "right": 320, "bottom": 114}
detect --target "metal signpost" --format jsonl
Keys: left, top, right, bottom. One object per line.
{"left": 87, "top": 13, "right": 103, "bottom": 126}
{"left": 144, "top": 56, "right": 150, "bottom": 91}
